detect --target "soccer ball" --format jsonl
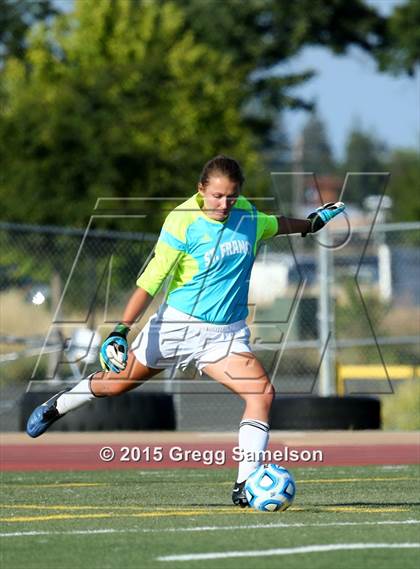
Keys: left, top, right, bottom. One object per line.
{"left": 245, "top": 464, "right": 296, "bottom": 512}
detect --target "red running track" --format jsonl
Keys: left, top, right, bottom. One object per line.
{"left": 1, "top": 442, "right": 419, "bottom": 471}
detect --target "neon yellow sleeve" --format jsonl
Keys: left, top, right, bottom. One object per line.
{"left": 136, "top": 211, "right": 187, "bottom": 296}
{"left": 136, "top": 241, "right": 182, "bottom": 296}
{"left": 256, "top": 211, "right": 278, "bottom": 241}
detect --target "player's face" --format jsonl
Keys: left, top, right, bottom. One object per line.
{"left": 198, "top": 176, "right": 240, "bottom": 221}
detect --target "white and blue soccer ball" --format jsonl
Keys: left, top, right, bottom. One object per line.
{"left": 245, "top": 464, "right": 296, "bottom": 512}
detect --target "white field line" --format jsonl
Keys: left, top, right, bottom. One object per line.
{"left": 157, "top": 543, "right": 420, "bottom": 562}
{"left": 0, "top": 519, "right": 419, "bottom": 538}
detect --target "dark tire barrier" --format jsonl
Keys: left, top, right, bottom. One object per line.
{"left": 270, "top": 396, "right": 381, "bottom": 430}
{"left": 20, "top": 391, "right": 176, "bottom": 431}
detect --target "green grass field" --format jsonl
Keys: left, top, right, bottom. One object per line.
{"left": 1, "top": 465, "right": 419, "bottom": 569}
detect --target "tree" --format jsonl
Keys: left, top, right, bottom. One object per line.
{"left": 177, "top": 0, "right": 392, "bottom": 140}
{"left": 301, "top": 112, "right": 335, "bottom": 175}
{"left": 387, "top": 149, "right": 420, "bottom": 222}
{"left": 1, "top": 0, "right": 417, "bottom": 230}
{"left": 0, "top": 0, "right": 57, "bottom": 61}
{"left": 341, "top": 124, "right": 387, "bottom": 205}
{"left": 259, "top": 113, "right": 291, "bottom": 173}
{"left": 0, "top": 0, "right": 260, "bottom": 231}
{"left": 380, "top": 0, "right": 420, "bottom": 75}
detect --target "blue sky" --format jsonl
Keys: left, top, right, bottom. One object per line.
{"left": 282, "top": 0, "right": 419, "bottom": 160}
{"left": 282, "top": 46, "right": 419, "bottom": 161}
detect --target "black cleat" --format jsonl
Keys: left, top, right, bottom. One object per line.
{"left": 232, "top": 481, "right": 249, "bottom": 508}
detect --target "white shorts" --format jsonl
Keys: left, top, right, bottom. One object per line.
{"left": 131, "top": 303, "right": 251, "bottom": 374}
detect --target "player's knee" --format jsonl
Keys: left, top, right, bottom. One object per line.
{"left": 263, "top": 383, "right": 275, "bottom": 409}
{"left": 244, "top": 382, "right": 274, "bottom": 411}
{"left": 267, "top": 382, "right": 275, "bottom": 403}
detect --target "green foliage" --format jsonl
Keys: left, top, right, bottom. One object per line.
{"left": 297, "top": 110, "right": 417, "bottom": 219}
{"left": 382, "top": 379, "right": 420, "bottom": 430}
{"left": 178, "top": 0, "right": 391, "bottom": 132}
{"left": 380, "top": 0, "right": 420, "bottom": 75}
{"left": 341, "top": 124, "right": 388, "bottom": 205}
{"left": 0, "top": 0, "right": 417, "bottom": 232}
{"left": 0, "top": 0, "right": 259, "bottom": 232}
{"left": 0, "top": 0, "right": 57, "bottom": 61}
{"left": 337, "top": 124, "right": 419, "bottom": 218}
{"left": 387, "top": 149, "right": 420, "bottom": 222}
{"left": 301, "top": 112, "right": 336, "bottom": 174}
{"left": 0, "top": 355, "right": 47, "bottom": 385}
{"left": 336, "top": 277, "right": 388, "bottom": 340}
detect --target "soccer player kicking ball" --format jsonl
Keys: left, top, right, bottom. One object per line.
{"left": 26, "top": 155, "right": 345, "bottom": 507}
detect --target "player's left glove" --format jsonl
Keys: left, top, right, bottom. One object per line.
{"left": 99, "top": 323, "right": 130, "bottom": 373}
{"left": 302, "top": 201, "right": 346, "bottom": 236}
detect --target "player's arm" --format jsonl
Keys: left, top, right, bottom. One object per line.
{"left": 276, "top": 202, "right": 346, "bottom": 237}
{"left": 99, "top": 287, "right": 153, "bottom": 374}
{"left": 99, "top": 247, "right": 182, "bottom": 374}
{"left": 99, "top": 214, "right": 185, "bottom": 373}
{"left": 276, "top": 217, "right": 311, "bottom": 236}
{"left": 121, "top": 287, "right": 153, "bottom": 327}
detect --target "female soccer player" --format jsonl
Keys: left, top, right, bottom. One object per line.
{"left": 27, "top": 155, "right": 345, "bottom": 507}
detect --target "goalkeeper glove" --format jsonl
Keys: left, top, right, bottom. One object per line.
{"left": 99, "top": 323, "right": 130, "bottom": 373}
{"left": 302, "top": 201, "right": 346, "bottom": 236}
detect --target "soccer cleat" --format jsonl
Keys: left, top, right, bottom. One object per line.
{"left": 26, "top": 389, "right": 69, "bottom": 438}
{"left": 232, "top": 481, "right": 249, "bottom": 508}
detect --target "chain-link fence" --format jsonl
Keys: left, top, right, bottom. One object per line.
{"left": 1, "top": 220, "right": 419, "bottom": 430}
{"left": 244, "top": 221, "right": 420, "bottom": 398}
{"left": 0, "top": 221, "right": 157, "bottom": 429}
{"left": 329, "top": 221, "right": 419, "bottom": 397}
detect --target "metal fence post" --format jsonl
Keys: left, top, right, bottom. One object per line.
{"left": 318, "top": 229, "right": 336, "bottom": 396}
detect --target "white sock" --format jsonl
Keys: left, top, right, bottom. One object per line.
{"left": 55, "top": 378, "right": 97, "bottom": 415}
{"left": 236, "top": 419, "right": 270, "bottom": 483}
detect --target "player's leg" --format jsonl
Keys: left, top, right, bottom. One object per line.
{"left": 89, "top": 351, "right": 161, "bottom": 397}
{"left": 202, "top": 352, "right": 275, "bottom": 506}
{"left": 26, "top": 351, "right": 161, "bottom": 438}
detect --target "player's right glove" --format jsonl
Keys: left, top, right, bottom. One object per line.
{"left": 99, "top": 323, "right": 130, "bottom": 373}
{"left": 302, "top": 201, "right": 346, "bottom": 236}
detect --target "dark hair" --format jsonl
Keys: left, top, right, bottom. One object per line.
{"left": 199, "top": 155, "right": 245, "bottom": 189}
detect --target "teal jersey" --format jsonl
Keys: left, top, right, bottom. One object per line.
{"left": 137, "top": 193, "right": 278, "bottom": 323}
